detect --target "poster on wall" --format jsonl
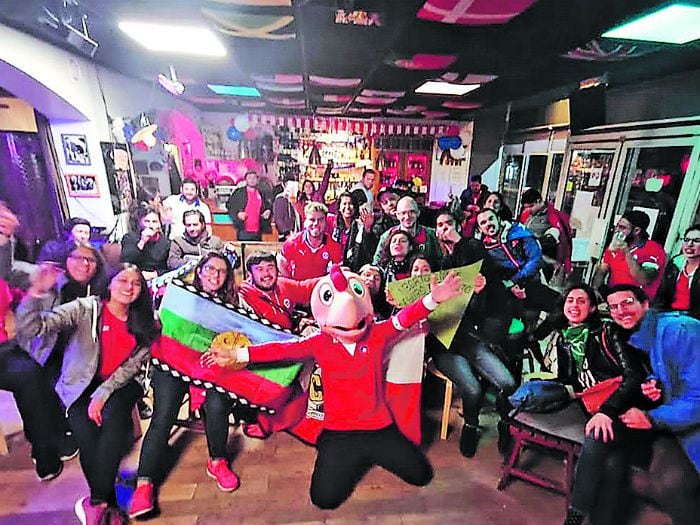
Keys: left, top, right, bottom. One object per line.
{"left": 61, "top": 134, "right": 91, "bottom": 166}
{"left": 65, "top": 173, "right": 99, "bottom": 197}
{"left": 101, "top": 143, "right": 136, "bottom": 215}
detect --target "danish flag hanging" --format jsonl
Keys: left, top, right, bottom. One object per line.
{"left": 417, "top": 0, "right": 538, "bottom": 26}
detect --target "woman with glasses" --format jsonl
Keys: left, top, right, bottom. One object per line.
{"left": 16, "top": 263, "right": 158, "bottom": 525}
{"left": 544, "top": 284, "right": 647, "bottom": 525}
{"left": 654, "top": 224, "right": 700, "bottom": 319}
{"left": 129, "top": 253, "right": 239, "bottom": 519}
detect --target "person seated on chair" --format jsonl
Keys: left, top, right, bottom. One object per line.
{"left": 376, "top": 230, "right": 417, "bottom": 285}
{"left": 167, "top": 210, "right": 224, "bottom": 270}
{"left": 433, "top": 209, "right": 517, "bottom": 457}
{"left": 17, "top": 263, "right": 158, "bottom": 525}
{"left": 653, "top": 224, "right": 700, "bottom": 320}
{"left": 40, "top": 217, "right": 93, "bottom": 265}
{"left": 129, "top": 253, "right": 240, "bottom": 520}
{"left": 121, "top": 204, "right": 169, "bottom": 279}
{"left": 551, "top": 284, "right": 648, "bottom": 525}
{"left": 607, "top": 284, "right": 700, "bottom": 525}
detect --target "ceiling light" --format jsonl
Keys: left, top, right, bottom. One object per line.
{"left": 118, "top": 21, "right": 226, "bottom": 56}
{"left": 208, "top": 84, "right": 261, "bottom": 97}
{"left": 415, "top": 81, "right": 480, "bottom": 96}
{"left": 602, "top": 4, "right": 700, "bottom": 44}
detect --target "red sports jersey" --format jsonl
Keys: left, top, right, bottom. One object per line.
{"left": 247, "top": 298, "right": 432, "bottom": 431}
{"left": 602, "top": 239, "right": 666, "bottom": 300}
{"left": 99, "top": 302, "right": 136, "bottom": 380}
{"left": 238, "top": 277, "right": 318, "bottom": 329}
{"left": 282, "top": 231, "right": 343, "bottom": 280}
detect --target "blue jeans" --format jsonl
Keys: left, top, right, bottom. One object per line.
{"left": 430, "top": 334, "right": 515, "bottom": 426}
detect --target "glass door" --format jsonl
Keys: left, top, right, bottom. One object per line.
{"left": 556, "top": 144, "right": 622, "bottom": 281}
{"left": 544, "top": 153, "right": 564, "bottom": 204}
{"left": 612, "top": 137, "right": 700, "bottom": 253}
{"left": 501, "top": 154, "right": 524, "bottom": 213}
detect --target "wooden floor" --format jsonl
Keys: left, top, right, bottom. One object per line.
{"left": 0, "top": 401, "right": 670, "bottom": 525}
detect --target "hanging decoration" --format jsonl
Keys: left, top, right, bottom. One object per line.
{"left": 233, "top": 113, "right": 251, "bottom": 132}
{"left": 227, "top": 126, "right": 242, "bottom": 141}
{"left": 202, "top": 8, "right": 296, "bottom": 40}
{"left": 417, "top": 0, "right": 537, "bottom": 26}
{"left": 157, "top": 66, "right": 185, "bottom": 96}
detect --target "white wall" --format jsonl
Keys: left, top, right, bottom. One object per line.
{"left": 0, "top": 22, "right": 200, "bottom": 228}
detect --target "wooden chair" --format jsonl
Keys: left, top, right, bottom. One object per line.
{"left": 425, "top": 360, "right": 454, "bottom": 441}
{"left": 498, "top": 402, "right": 586, "bottom": 509}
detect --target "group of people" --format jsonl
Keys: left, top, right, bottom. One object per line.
{"left": 0, "top": 166, "right": 696, "bottom": 525}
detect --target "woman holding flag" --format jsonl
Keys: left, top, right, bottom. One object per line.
{"left": 129, "top": 253, "right": 240, "bottom": 519}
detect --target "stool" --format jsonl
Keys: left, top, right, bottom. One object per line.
{"left": 498, "top": 403, "right": 586, "bottom": 509}
{"left": 426, "top": 360, "right": 453, "bottom": 440}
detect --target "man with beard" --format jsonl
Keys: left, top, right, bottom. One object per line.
{"left": 167, "top": 210, "right": 224, "bottom": 269}
{"left": 280, "top": 202, "right": 342, "bottom": 280}
{"left": 372, "top": 187, "right": 400, "bottom": 239}
{"left": 239, "top": 251, "right": 318, "bottom": 331}
{"left": 603, "top": 284, "right": 699, "bottom": 525}
{"left": 593, "top": 211, "right": 666, "bottom": 301}
{"left": 372, "top": 196, "right": 440, "bottom": 269}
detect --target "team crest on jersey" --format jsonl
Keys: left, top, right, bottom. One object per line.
{"left": 322, "top": 251, "right": 329, "bottom": 260}
{"left": 283, "top": 298, "right": 291, "bottom": 308}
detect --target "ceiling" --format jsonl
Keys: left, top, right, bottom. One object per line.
{"left": 2, "top": 0, "right": 700, "bottom": 121}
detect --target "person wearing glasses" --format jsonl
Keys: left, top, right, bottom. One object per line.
{"left": 653, "top": 224, "right": 700, "bottom": 319}
{"left": 593, "top": 211, "right": 667, "bottom": 301}
{"left": 129, "top": 253, "right": 239, "bottom": 519}
{"left": 372, "top": 196, "right": 440, "bottom": 269}
{"left": 604, "top": 284, "right": 700, "bottom": 525}
{"left": 167, "top": 210, "right": 224, "bottom": 270}
{"left": 16, "top": 263, "right": 158, "bottom": 525}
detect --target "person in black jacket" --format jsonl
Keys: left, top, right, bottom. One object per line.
{"left": 653, "top": 224, "right": 699, "bottom": 319}
{"left": 225, "top": 171, "right": 272, "bottom": 241}
{"left": 120, "top": 204, "right": 169, "bottom": 279}
{"left": 549, "top": 284, "right": 648, "bottom": 525}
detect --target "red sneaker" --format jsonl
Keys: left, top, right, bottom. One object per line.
{"left": 128, "top": 481, "right": 155, "bottom": 518}
{"left": 206, "top": 458, "right": 240, "bottom": 492}
{"left": 74, "top": 497, "right": 106, "bottom": 525}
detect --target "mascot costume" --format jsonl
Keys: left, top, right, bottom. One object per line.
{"left": 203, "top": 264, "right": 462, "bottom": 509}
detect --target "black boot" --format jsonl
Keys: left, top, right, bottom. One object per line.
{"left": 497, "top": 421, "right": 512, "bottom": 456}
{"left": 459, "top": 423, "right": 478, "bottom": 458}
{"left": 563, "top": 508, "right": 584, "bottom": 525}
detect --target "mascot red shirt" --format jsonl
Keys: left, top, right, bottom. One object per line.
{"left": 204, "top": 264, "right": 462, "bottom": 509}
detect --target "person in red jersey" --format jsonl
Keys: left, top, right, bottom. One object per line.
{"left": 280, "top": 201, "right": 342, "bottom": 280}
{"left": 202, "top": 265, "right": 463, "bottom": 510}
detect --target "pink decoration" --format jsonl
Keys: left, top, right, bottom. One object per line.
{"left": 422, "top": 110, "right": 449, "bottom": 118}
{"left": 440, "top": 72, "right": 498, "bottom": 84}
{"left": 251, "top": 73, "right": 304, "bottom": 84}
{"left": 361, "top": 89, "right": 405, "bottom": 98}
{"left": 243, "top": 158, "right": 260, "bottom": 172}
{"left": 393, "top": 54, "right": 457, "bottom": 70}
{"left": 323, "top": 94, "right": 353, "bottom": 103}
{"left": 442, "top": 101, "right": 481, "bottom": 109}
{"left": 355, "top": 96, "right": 397, "bottom": 105}
{"left": 309, "top": 75, "right": 361, "bottom": 87}
{"left": 417, "top": 0, "right": 537, "bottom": 26}
{"left": 232, "top": 160, "right": 249, "bottom": 180}
{"left": 244, "top": 127, "right": 259, "bottom": 140}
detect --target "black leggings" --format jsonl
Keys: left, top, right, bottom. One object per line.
{"left": 68, "top": 380, "right": 142, "bottom": 505}
{"left": 0, "top": 341, "right": 63, "bottom": 466}
{"left": 137, "top": 368, "right": 236, "bottom": 482}
{"left": 310, "top": 424, "right": 433, "bottom": 510}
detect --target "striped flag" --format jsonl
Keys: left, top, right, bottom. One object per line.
{"left": 152, "top": 281, "right": 301, "bottom": 415}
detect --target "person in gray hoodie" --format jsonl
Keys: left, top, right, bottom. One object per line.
{"left": 167, "top": 209, "right": 224, "bottom": 270}
{"left": 16, "top": 263, "right": 159, "bottom": 525}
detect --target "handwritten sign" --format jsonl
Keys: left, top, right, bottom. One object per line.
{"left": 387, "top": 261, "right": 482, "bottom": 348}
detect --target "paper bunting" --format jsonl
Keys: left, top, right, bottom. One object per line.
{"left": 361, "top": 89, "right": 406, "bottom": 98}
{"left": 440, "top": 72, "right": 498, "bottom": 84}
{"left": 251, "top": 74, "right": 303, "bottom": 84}
{"left": 442, "top": 101, "right": 481, "bottom": 109}
{"left": 323, "top": 94, "right": 353, "bottom": 103}
{"left": 255, "top": 81, "right": 304, "bottom": 92}
{"left": 417, "top": 0, "right": 537, "bottom": 26}
{"left": 355, "top": 96, "right": 397, "bottom": 105}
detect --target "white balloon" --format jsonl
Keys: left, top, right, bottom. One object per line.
{"left": 234, "top": 114, "right": 250, "bottom": 132}
{"left": 450, "top": 145, "right": 465, "bottom": 159}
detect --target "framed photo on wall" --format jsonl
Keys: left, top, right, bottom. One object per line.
{"left": 61, "top": 133, "right": 91, "bottom": 166}
{"left": 65, "top": 173, "right": 100, "bottom": 197}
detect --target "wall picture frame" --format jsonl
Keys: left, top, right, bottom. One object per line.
{"left": 65, "top": 173, "right": 100, "bottom": 197}
{"left": 61, "top": 133, "right": 91, "bottom": 166}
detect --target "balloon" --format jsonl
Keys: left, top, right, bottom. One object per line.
{"left": 133, "top": 141, "right": 149, "bottom": 152}
{"left": 244, "top": 127, "right": 258, "bottom": 140}
{"left": 450, "top": 145, "right": 465, "bottom": 160}
{"left": 123, "top": 123, "right": 136, "bottom": 142}
{"left": 233, "top": 114, "right": 250, "bottom": 132}
{"left": 227, "top": 126, "right": 241, "bottom": 141}
{"left": 216, "top": 174, "right": 235, "bottom": 185}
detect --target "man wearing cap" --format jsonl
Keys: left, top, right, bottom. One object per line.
{"left": 372, "top": 187, "right": 399, "bottom": 239}
{"left": 593, "top": 210, "right": 667, "bottom": 300}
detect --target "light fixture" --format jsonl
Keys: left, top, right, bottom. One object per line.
{"left": 158, "top": 66, "right": 185, "bottom": 96}
{"left": 207, "top": 84, "right": 261, "bottom": 97}
{"left": 118, "top": 21, "right": 227, "bottom": 56}
{"left": 602, "top": 3, "right": 700, "bottom": 44}
{"left": 415, "top": 81, "right": 480, "bottom": 96}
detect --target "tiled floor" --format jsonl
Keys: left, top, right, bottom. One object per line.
{"left": 0, "top": 395, "right": 670, "bottom": 525}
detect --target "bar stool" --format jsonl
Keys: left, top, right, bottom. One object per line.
{"left": 425, "top": 359, "right": 453, "bottom": 440}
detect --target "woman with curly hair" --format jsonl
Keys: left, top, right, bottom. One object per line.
{"left": 377, "top": 230, "right": 416, "bottom": 284}
{"left": 121, "top": 204, "right": 169, "bottom": 279}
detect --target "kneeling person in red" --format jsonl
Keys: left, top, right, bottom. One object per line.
{"left": 202, "top": 264, "right": 462, "bottom": 509}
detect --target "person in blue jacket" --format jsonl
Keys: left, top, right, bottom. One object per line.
{"left": 605, "top": 284, "right": 699, "bottom": 525}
